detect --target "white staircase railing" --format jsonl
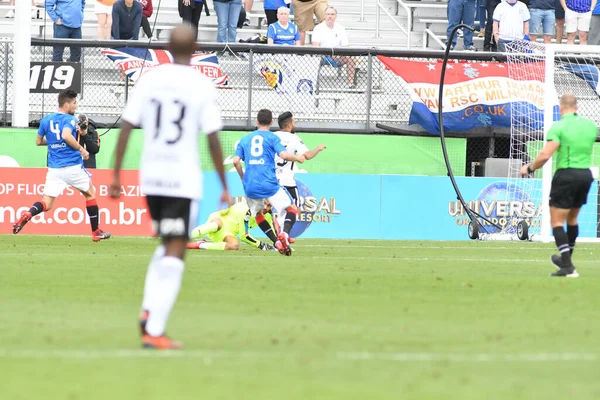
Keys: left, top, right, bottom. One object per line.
{"left": 376, "top": 0, "right": 448, "bottom": 49}
{"left": 375, "top": 0, "right": 411, "bottom": 49}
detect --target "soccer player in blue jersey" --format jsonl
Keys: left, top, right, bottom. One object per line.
{"left": 12, "top": 90, "right": 111, "bottom": 242}
{"left": 233, "top": 109, "right": 305, "bottom": 256}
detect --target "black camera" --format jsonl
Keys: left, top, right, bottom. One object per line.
{"left": 78, "top": 113, "right": 88, "bottom": 131}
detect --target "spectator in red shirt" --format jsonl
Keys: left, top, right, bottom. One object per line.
{"left": 138, "top": 0, "right": 155, "bottom": 40}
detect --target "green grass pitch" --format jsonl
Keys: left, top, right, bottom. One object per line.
{"left": 1, "top": 236, "right": 600, "bottom": 400}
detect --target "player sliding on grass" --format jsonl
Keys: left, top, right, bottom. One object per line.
{"left": 233, "top": 109, "right": 305, "bottom": 256}
{"left": 12, "top": 89, "right": 111, "bottom": 242}
{"left": 520, "top": 93, "right": 597, "bottom": 278}
{"left": 187, "top": 200, "right": 276, "bottom": 251}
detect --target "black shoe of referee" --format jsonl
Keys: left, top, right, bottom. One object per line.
{"left": 549, "top": 254, "right": 579, "bottom": 278}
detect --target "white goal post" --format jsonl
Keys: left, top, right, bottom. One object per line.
{"left": 492, "top": 43, "right": 600, "bottom": 242}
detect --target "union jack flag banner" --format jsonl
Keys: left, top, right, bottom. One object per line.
{"left": 102, "top": 48, "right": 228, "bottom": 86}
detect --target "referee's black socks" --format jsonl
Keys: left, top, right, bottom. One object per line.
{"left": 553, "top": 226, "right": 573, "bottom": 268}
{"left": 567, "top": 224, "right": 579, "bottom": 255}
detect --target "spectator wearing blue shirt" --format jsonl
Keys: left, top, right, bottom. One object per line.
{"left": 562, "top": 0, "right": 597, "bottom": 45}
{"left": 588, "top": 1, "right": 600, "bottom": 44}
{"left": 45, "top": 0, "right": 85, "bottom": 62}
{"left": 112, "top": 0, "right": 143, "bottom": 40}
{"left": 267, "top": 6, "right": 300, "bottom": 45}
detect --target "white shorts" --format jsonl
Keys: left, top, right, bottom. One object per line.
{"left": 247, "top": 187, "right": 293, "bottom": 216}
{"left": 43, "top": 165, "right": 91, "bottom": 198}
{"left": 565, "top": 9, "right": 592, "bottom": 33}
{"left": 95, "top": 2, "right": 113, "bottom": 15}
{"left": 276, "top": 170, "right": 296, "bottom": 188}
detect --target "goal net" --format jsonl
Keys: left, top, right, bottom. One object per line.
{"left": 495, "top": 41, "right": 600, "bottom": 242}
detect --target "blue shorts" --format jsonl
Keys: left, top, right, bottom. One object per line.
{"left": 555, "top": 4, "right": 565, "bottom": 20}
{"left": 322, "top": 55, "right": 342, "bottom": 68}
{"left": 530, "top": 8, "right": 556, "bottom": 35}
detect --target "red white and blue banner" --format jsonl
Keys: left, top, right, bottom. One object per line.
{"left": 102, "top": 48, "right": 228, "bottom": 86}
{"left": 378, "top": 56, "right": 549, "bottom": 134}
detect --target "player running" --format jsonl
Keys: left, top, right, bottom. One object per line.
{"left": 12, "top": 89, "right": 111, "bottom": 242}
{"left": 186, "top": 201, "right": 275, "bottom": 251}
{"left": 110, "top": 24, "right": 230, "bottom": 349}
{"left": 521, "top": 93, "right": 597, "bottom": 278}
{"left": 233, "top": 109, "right": 305, "bottom": 256}
{"left": 275, "top": 111, "right": 326, "bottom": 205}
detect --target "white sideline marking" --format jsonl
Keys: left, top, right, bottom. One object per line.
{"left": 2, "top": 252, "right": 594, "bottom": 264}
{"left": 0, "top": 349, "right": 597, "bottom": 362}
{"left": 337, "top": 352, "right": 599, "bottom": 362}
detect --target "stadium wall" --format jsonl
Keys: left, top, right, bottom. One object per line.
{"left": 3, "top": 168, "right": 597, "bottom": 240}
{"left": 0, "top": 129, "right": 467, "bottom": 176}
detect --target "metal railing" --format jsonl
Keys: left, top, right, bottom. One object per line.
{"left": 376, "top": 0, "right": 411, "bottom": 49}
{"left": 0, "top": 38, "right": 502, "bottom": 133}
{"left": 423, "top": 28, "right": 446, "bottom": 50}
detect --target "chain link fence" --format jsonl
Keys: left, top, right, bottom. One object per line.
{"left": 3, "top": 39, "right": 505, "bottom": 175}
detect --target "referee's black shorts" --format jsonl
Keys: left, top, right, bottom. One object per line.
{"left": 549, "top": 168, "right": 594, "bottom": 209}
{"left": 146, "top": 195, "right": 196, "bottom": 239}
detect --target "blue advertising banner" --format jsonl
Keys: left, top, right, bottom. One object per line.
{"left": 198, "top": 172, "right": 598, "bottom": 241}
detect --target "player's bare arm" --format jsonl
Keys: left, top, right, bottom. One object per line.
{"left": 520, "top": 141, "right": 560, "bottom": 175}
{"left": 304, "top": 144, "right": 326, "bottom": 160}
{"left": 109, "top": 120, "right": 135, "bottom": 198}
{"left": 35, "top": 135, "right": 47, "bottom": 146}
{"left": 233, "top": 155, "right": 244, "bottom": 180}
{"left": 207, "top": 132, "right": 232, "bottom": 208}
{"left": 62, "top": 127, "right": 89, "bottom": 160}
{"left": 280, "top": 151, "right": 305, "bottom": 164}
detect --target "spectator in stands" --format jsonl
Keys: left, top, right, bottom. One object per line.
{"left": 477, "top": 0, "right": 487, "bottom": 37}
{"left": 267, "top": 6, "right": 300, "bottom": 45}
{"left": 555, "top": 0, "right": 566, "bottom": 43}
{"left": 112, "top": 0, "right": 143, "bottom": 40}
{"left": 46, "top": 0, "right": 85, "bottom": 62}
{"left": 588, "top": 1, "right": 600, "bottom": 44}
{"left": 484, "top": 0, "right": 501, "bottom": 51}
{"left": 95, "top": 0, "right": 113, "bottom": 40}
{"left": 264, "top": 0, "right": 289, "bottom": 26}
{"left": 179, "top": 0, "right": 204, "bottom": 39}
{"left": 447, "top": 0, "right": 477, "bottom": 51}
{"left": 312, "top": 6, "right": 356, "bottom": 89}
{"left": 292, "top": 0, "right": 327, "bottom": 45}
{"left": 529, "top": 0, "right": 556, "bottom": 43}
{"left": 562, "top": 0, "right": 595, "bottom": 45}
{"left": 138, "top": 0, "right": 155, "bottom": 40}
{"left": 213, "top": 0, "right": 242, "bottom": 43}
{"left": 213, "top": 0, "right": 243, "bottom": 43}
{"left": 493, "top": 0, "right": 530, "bottom": 51}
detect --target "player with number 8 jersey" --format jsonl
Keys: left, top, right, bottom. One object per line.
{"left": 233, "top": 109, "right": 305, "bottom": 256}
{"left": 12, "top": 89, "right": 111, "bottom": 242}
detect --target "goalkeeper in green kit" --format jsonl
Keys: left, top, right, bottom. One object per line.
{"left": 521, "top": 93, "right": 598, "bottom": 278}
{"left": 187, "top": 201, "right": 276, "bottom": 251}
